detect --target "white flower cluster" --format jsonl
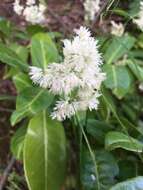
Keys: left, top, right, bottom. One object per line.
{"left": 111, "top": 21, "right": 124, "bottom": 37}
{"left": 134, "top": 1, "right": 143, "bottom": 31}
{"left": 30, "top": 27, "right": 106, "bottom": 121}
{"left": 84, "top": 0, "right": 100, "bottom": 21}
{"left": 13, "top": 0, "right": 46, "bottom": 24}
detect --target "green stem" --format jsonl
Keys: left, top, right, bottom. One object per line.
{"left": 79, "top": 123, "right": 82, "bottom": 188}
{"left": 75, "top": 113, "right": 100, "bottom": 190}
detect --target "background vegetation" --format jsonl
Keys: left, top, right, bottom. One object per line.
{"left": 1, "top": 0, "right": 143, "bottom": 190}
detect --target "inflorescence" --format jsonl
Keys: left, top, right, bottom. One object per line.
{"left": 13, "top": 0, "right": 46, "bottom": 24}
{"left": 30, "top": 27, "right": 106, "bottom": 121}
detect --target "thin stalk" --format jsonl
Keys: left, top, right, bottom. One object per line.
{"left": 79, "top": 123, "right": 82, "bottom": 188}
{"left": 0, "top": 157, "right": 16, "bottom": 190}
{"left": 74, "top": 113, "right": 100, "bottom": 190}
{"left": 85, "top": 110, "right": 89, "bottom": 128}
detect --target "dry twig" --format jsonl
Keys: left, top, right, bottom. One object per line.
{"left": 0, "top": 157, "right": 16, "bottom": 190}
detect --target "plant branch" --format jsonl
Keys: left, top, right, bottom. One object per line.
{"left": 0, "top": 157, "right": 16, "bottom": 190}
{"left": 0, "top": 107, "right": 13, "bottom": 113}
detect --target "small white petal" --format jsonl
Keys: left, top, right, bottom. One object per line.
{"left": 111, "top": 21, "right": 124, "bottom": 37}
{"left": 13, "top": 0, "right": 24, "bottom": 15}
{"left": 134, "top": 2, "right": 143, "bottom": 31}
{"left": 26, "top": 0, "right": 35, "bottom": 6}
{"left": 84, "top": 0, "right": 100, "bottom": 21}
{"left": 51, "top": 100, "right": 76, "bottom": 121}
{"left": 14, "top": 0, "right": 46, "bottom": 24}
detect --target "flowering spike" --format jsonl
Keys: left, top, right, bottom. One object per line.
{"left": 29, "top": 27, "right": 106, "bottom": 121}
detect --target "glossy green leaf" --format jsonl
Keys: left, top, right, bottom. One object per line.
{"left": 31, "top": 33, "right": 59, "bottom": 69}
{"left": 11, "top": 87, "right": 54, "bottom": 126}
{"left": 102, "top": 89, "right": 139, "bottom": 137}
{"left": 110, "top": 177, "right": 143, "bottom": 190}
{"left": 112, "top": 9, "right": 130, "bottom": 18}
{"left": 0, "top": 43, "right": 28, "bottom": 71}
{"left": 118, "top": 158, "right": 139, "bottom": 181}
{"left": 81, "top": 148, "right": 119, "bottom": 190}
{"left": 27, "top": 25, "right": 45, "bottom": 36}
{"left": 9, "top": 43, "right": 28, "bottom": 62}
{"left": 48, "top": 32, "right": 62, "bottom": 39}
{"left": 121, "top": 104, "right": 137, "bottom": 122}
{"left": 86, "top": 119, "right": 113, "bottom": 144}
{"left": 128, "top": 0, "right": 140, "bottom": 17}
{"left": 101, "top": 87, "right": 117, "bottom": 114}
{"left": 104, "top": 35, "right": 135, "bottom": 64}
{"left": 127, "top": 60, "right": 143, "bottom": 81}
{"left": 119, "top": 116, "right": 143, "bottom": 136}
{"left": 10, "top": 124, "right": 27, "bottom": 160}
{"left": 13, "top": 73, "right": 32, "bottom": 93}
{"left": 103, "top": 65, "right": 132, "bottom": 99}
{"left": 0, "top": 18, "right": 13, "bottom": 36}
{"left": 105, "top": 132, "right": 143, "bottom": 152}
{"left": 24, "top": 112, "right": 66, "bottom": 190}
{"left": 130, "top": 49, "right": 143, "bottom": 58}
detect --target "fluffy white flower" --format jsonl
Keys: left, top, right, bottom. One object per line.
{"left": 51, "top": 100, "right": 76, "bottom": 121}
{"left": 84, "top": 0, "right": 100, "bottom": 21}
{"left": 51, "top": 95, "right": 100, "bottom": 121}
{"left": 26, "top": 0, "right": 35, "bottom": 6}
{"left": 30, "top": 63, "right": 81, "bottom": 94}
{"left": 77, "top": 88, "right": 100, "bottom": 111}
{"left": 13, "top": 0, "right": 46, "bottom": 24}
{"left": 29, "top": 66, "right": 44, "bottom": 85}
{"left": 111, "top": 21, "right": 124, "bottom": 37}
{"left": 74, "top": 26, "right": 91, "bottom": 39}
{"left": 88, "top": 92, "right": 100, "bottom": 110}
{"left": 23, "top": 5, "right": 46, "bottom": 24}
{"left": 63, "top": 27, "right": 102, "bottom": 72}
{"left": 13, "top": 0, "right": 24, "bottom": 15}
{"left": 134, "top": 2, "right": 143, "bottom": 31}
{"left": 29, "top": 26, "right": 105, "bottom": 121}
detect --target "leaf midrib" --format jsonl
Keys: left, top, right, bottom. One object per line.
{"left": 18, "top": 89, "right": 44, "bottom": 112}
{"left": 112, "top": 66, "right": 117, "bottom": 90}
{"left": 0, "top": 52, "right": 28, "bottom": 70}
{"left": 107, "top": 39, "right": 127, "bottom": 64}
{"left": 12, "top": 89, "right": 45, "bottom": 124}
{"left": 14, "top": 76, "right": 31, "bottom": 88}
{"left": 40, "top": 41, "right": 47, "bottom": 70}
{"left": 43, "top": 111, "right": 48, "bottom": 190}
